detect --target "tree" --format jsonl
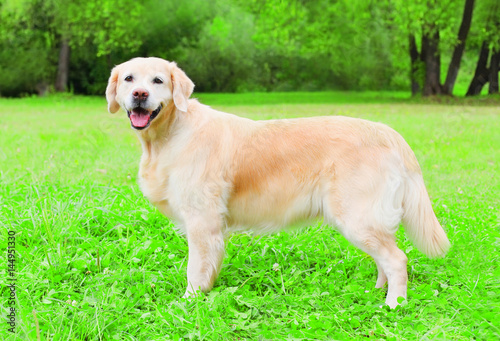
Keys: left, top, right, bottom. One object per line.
{"left": 0, "top": 0, "right": 56, "bottom": 95}
{"left": 443, "top": 0, "right": 475, "bottom": 95}
{"left": 489, "top": 49, "right": 499, "bottom": 94}
{"left": 391, "top": 0, "right": 475, "bottom": 96}
{"left": 241, "top": 0, "right": 396, "bottom": 90}
{"left": 408, "top": 34, "right": 422, "bottom": 95}
{"left": 177, "top": 1, "right": 259, "bottom": 92}
{"left": 466, "top": 41, "right": 491, "bottom": 96}
{"left": 0, "top": 0, "right": 143, "bottom": 95}
{"left": 466, "top": 0, "right": 500, "bottom": 96}
{"left": 422, "top": 26, "right": 443, "bottom": 96}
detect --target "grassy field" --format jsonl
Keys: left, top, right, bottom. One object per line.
{"left": 0, "top": 93, "right": 499, "bottom": 340}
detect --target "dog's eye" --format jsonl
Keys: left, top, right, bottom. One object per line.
{"left": 153, "top": 77, "right": 163, "bottom": 84}
{"left": 124, "top": 75, "right": 133, "bottom": 82}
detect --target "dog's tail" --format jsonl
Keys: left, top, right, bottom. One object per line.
{"left": 402, "top": 173, "right": 450, "bottom": 258}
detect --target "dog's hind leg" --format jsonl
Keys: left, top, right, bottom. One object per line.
{"left": 326, "top": 181, "right": 407, "bottom": 307}
{"left": 329, "top": 155, "right": 408, "bottom": 307}
{"left": 181, "top": 214, "right": 225, "bottom": 298}
{"left": 374, "top": 259, "right": 388, "bottom": 288}
{"left": 341, "top": 225, "right": 408, "bottom": 308}
{"left": 369, "top": 239, "right": 407, "bottom": 308}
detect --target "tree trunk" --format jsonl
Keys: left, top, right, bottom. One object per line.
{"left": 443, "top": 0, "right": 475, "bottom": 95}
{"left": 36, "top": 82, "right": 50, "bottom": 96}
{"left": 422, "top": 29, "right": 442, "bottom": 96}
{"left": 488, "top": 49, "right": 499, "bottom": 94}
{"left": 466, "top": 41, "right": 490, "bottom": 96}
{"left": 409, "top": 34, "right": 421, "bottom": 95}
{"left": 55, "top": 39, "right": 70, "bottom": 92}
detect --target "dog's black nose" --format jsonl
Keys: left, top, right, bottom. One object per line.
{"left": 133, "top": 88, "right": 149, "bottom": 101}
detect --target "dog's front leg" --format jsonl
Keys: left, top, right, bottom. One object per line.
{"left": 182, "top": 214, "right": 225, "bottom": 298}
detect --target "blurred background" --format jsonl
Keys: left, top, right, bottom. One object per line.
{"left": 0, "top": 0, "right": 498, "bottom": 97}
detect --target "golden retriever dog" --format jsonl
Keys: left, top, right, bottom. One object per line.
{"left": 106, "top": 57, "right": 450, "bottom": 308}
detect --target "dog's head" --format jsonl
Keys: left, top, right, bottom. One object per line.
{"left": 106, "top": 57, "right": 194, "bottom": 130}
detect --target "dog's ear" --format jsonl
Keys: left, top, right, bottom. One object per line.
{"left": 106, "top": 66, "right": 121, "bottom": 114}
{"left": 171, "top": 63, "right": 194, "bottom": 112}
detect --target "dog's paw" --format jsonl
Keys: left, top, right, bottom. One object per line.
{"left": 182, "top": 288, "right": 205, "bottom": 300}
{"left": 385, "top": 296, "right": 407, "bottom": 309}
{"left": 182, "top": 291, "right": 192, "bottom": 299}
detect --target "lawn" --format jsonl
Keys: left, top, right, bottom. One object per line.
{"left": 0, "top": 93, "right": 499, "bottom": 340}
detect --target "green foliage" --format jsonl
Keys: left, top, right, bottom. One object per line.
{"left": 0, "top": 0, "right": 499, "bottom": 95}
{"left": 179, "top": 1, "right": 260, "bottom": 92}
{"left": 468, "top": 0, "right": 500, "bottom": 49}
{"left": 0, "top": 0, "right": 143, "bottom": 96}
{"left": 0, "top": 94, "right": 499, "bottom": 339}
{"left": 242, "top": 0, "right": 400, "bottom": 90}
{"left": 0, "top": 0, "right": 56, "bottom": 95}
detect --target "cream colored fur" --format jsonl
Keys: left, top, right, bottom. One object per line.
{"left": 106, "top": 57, "right": 450, "bottom": 308}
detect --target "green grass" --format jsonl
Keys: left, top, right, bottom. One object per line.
{"left": 196, "top": 91, "right": 411, "bottom": 106}
{"left": 1, "top": 93, "right": 499, "bottom": 340}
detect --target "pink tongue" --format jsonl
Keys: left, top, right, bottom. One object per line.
{"left": 130, "top": 112, "right": 150, "bottom": 127}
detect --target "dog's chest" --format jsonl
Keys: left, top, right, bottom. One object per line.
{"left": 138, "top": 162, "right": 175, "bottom": 218}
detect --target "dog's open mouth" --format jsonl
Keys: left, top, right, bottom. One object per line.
{"left": 127, "top": 104, "right": 163, "bottom": 130}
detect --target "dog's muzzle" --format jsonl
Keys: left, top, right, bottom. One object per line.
{"left": 127, "top": 104, "right": 163, "bottom": 130}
